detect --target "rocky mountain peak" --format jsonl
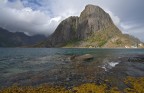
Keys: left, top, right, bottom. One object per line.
{"left": 80, "top": 4, "right": 110, "bottom": 20}
{"left": 82, "top": 4, "right": 102, "bottom": 16}
{"left": 36, "top": 4, "right": 142, "bottom": 48}
{"left": 78, "top": 4, "right": 114, "bottom": 39}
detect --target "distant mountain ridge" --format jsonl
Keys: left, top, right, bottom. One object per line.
{"left": 0, "top": 27, "right": 46, "bottom": 47}
{"left": 36, "top": 4, "right": 143, "bottom": 48}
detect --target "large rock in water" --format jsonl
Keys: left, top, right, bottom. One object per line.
{"left": 70, "top": 54, "right": 94, "bottom": 61}
{"left": 36, "top": 4, "right": 143, "bottom": 48}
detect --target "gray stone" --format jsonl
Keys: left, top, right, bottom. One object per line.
{"left": 71, "top": 54, "right": 94, "bottom": 61}
{"left": 77, "top": 4, "right": 113, "bottom": 39}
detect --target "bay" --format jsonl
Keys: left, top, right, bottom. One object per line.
{"left": 0, "top": 48, "right": 144, "bottom": 88}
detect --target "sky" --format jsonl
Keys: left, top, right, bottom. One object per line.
{"left": 0, "top": 0, "right": 144, "bottom": 41}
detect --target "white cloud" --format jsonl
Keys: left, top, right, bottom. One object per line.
{"left": 126, "top": 27, "right": 144, "bottom": 42}
{"left": 120, "top": 24, "right": 133, "bottom": 30}
{"left": 105, "top": 10, "right": 120, "bottom": 26}
{"left": 0, "top": 0, "right": 63, "bottom": 36}
{"left": 119, "top": 22, "right": 144, "bottom": 42}
{"left": 120, "top": 22, "right": 140, "bottom": 30}
{"left": 49, "top": 16, "right": 62, "bottom": 24}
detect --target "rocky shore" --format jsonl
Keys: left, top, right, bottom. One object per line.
{"left": 0, "top": 54, "right": 144, "bottom": 91}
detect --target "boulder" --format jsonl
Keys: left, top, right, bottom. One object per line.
{"left": 71, "top": 54, "right": 94, "bottom": 61}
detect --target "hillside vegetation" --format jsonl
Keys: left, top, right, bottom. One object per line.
{"left": 64, "top": 25, "right": 141, "bottom": 48}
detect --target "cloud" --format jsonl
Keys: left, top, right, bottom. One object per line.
{"left": 119, "top": 23, "right": 144, "bottom": 42}
{"left": 127, "top": 27, "right": 144, "bottom": 42}
{"left": 105, "top": 10, "right": 120, "bottom": 26}
{"left": 120, "top": 23, "right": 136, "bottom": 30}
{"left": 6, "top": 0, "right": 24, "bottom": 9}
{"left": 0, "top": 0, "right": 63, "bottom": 36}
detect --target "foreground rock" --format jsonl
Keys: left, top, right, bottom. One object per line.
{"left": 70, "top": 54, "right": 94, "bottom": 61}
{"left": 128, "top": 55, "right": 144, "bottom": 62}
{"left": 119, "top": 55, "right": 144, "bottom": 62}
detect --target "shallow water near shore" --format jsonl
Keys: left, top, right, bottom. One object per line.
{"left": 0, "top": 48, "right": 144, "bottom": 89}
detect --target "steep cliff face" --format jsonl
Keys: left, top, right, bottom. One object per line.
{"left": 47, "top": 16, "right": 79, "bottom": 47}
{"left": 37, "top": 4, "right": 143, "bottom": 48}
{"left": 77, "top": 5, "right": 114, "bottom": 39}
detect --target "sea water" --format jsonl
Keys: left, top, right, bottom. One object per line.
{"left": 0, "top": 48, "right": 144, "bottom": 87}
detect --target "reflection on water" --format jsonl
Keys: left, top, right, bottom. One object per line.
{"left": 0, "top": 48, "right": 144, "bottom": 88}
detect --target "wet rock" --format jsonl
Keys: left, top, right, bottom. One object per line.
{"left": 70, "top": 54, "right": 94, "bottom": 61}
{"left": 119, "top": 55, "right": 144, "bottom": 63}
{"left": 128, "top": 56, "right": 144, "bottom": 62}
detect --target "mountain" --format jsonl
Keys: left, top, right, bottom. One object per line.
{"left": 0, "top": 27, "right": 47, "bottom": 47}
{"left": 36, "top": 4, "right": 143, "bottom": 48}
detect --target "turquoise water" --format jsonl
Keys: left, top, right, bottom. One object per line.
{"left": 0, "top": 48, "right": 144, "bottom": 88}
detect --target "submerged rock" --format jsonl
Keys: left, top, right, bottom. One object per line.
{"left": 70, "top": 54, "right": 94, "bottom": 61}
